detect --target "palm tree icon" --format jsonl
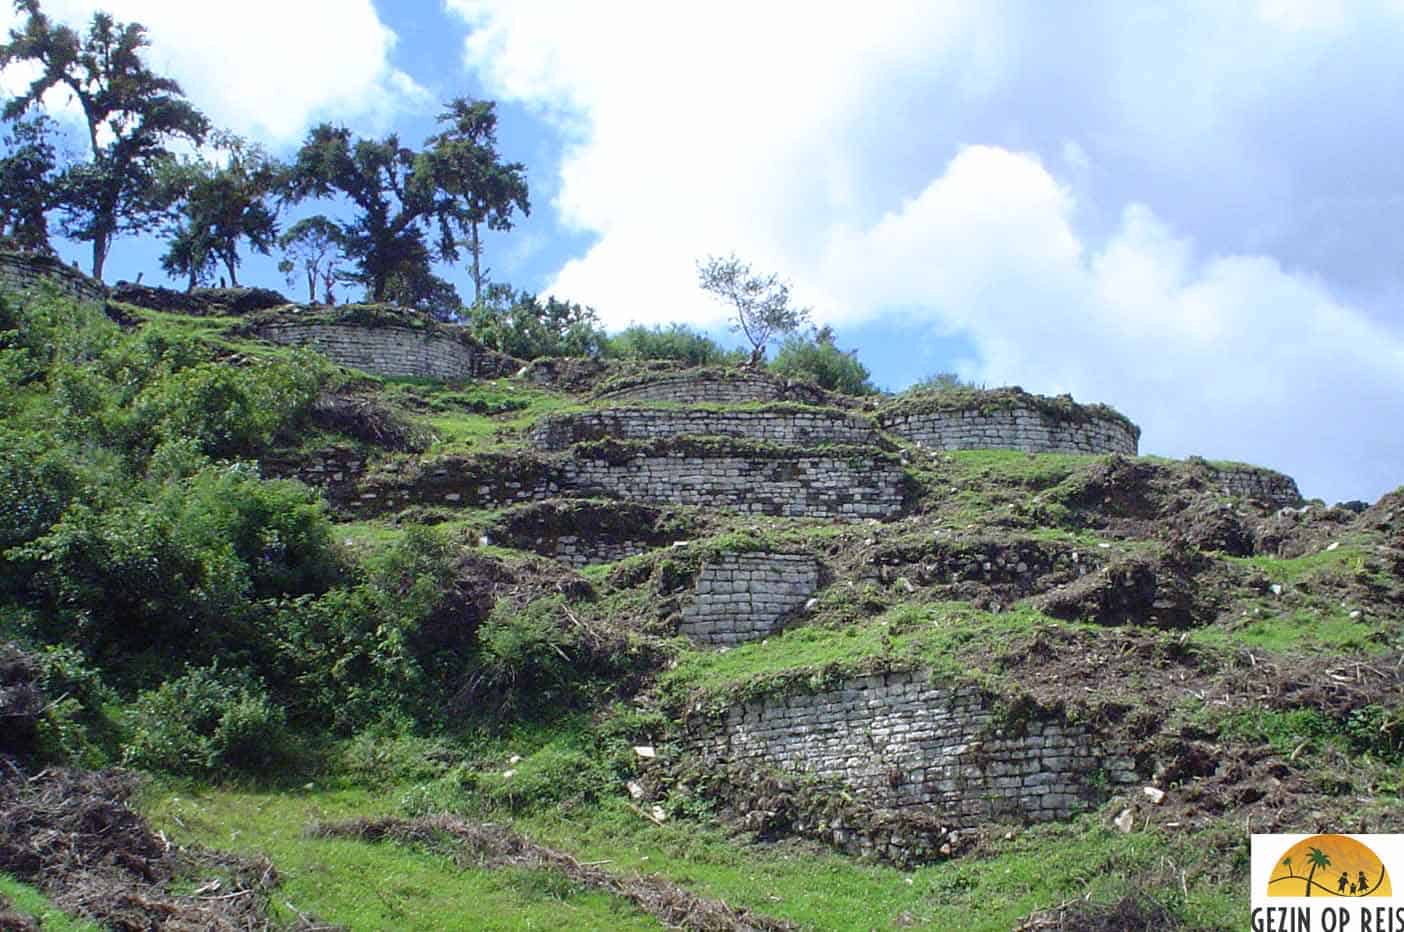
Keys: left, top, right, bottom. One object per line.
{"left": 1304, "top": 847, "right": 1332, "bottom": 897}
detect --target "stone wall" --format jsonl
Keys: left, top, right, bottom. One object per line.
{"left": 561, "top": 448, "right": 907, "bottom": 519}
{"left": 351, "top": 445, "right": 909, "bottom": 520}
{"left": 689, "top": 670, "right": 1139, "bottom": 838}
{"left": 256, "top": 321, "right": 519, "bottom": 381}
{"left": 0, "top": 250, "right": 106, "bottom": 304}
{"left": 595, "top": 372, "right": 832, "bottom": 406}
{"left": 1206, "top": 464, "right": 1302, "bottom": 507}
{"left": 678, "top": 553, "right": 820, "bottom": 646}
{"left": 259, "top": 446, "right": 368, "bottom": 506}
{"left": 489, "top": 500, "right": 692, "bottom": 568}
{"left": 879, "top": 407, "right": 1138, "bottom": 456}
{"left": 531, "top": 407, "right": 880, "bottom": 451}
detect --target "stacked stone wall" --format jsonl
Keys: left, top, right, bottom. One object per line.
{"left": 880, "top": 407, "right": 1137, "bottom": 455}
{"left": 561, "top": 450, "right": 906, "bottom": 519}
{"left": 596, "top": 373, "right": 830, "bottom": 406}
{"left": 260, "top": 447, "right": 367, "bottom": 505}
{"left": 350, "top": 448, "right": 907, "bottom": 520}
{"left": 531, "top": 408, "right": 880, "bottom": 451}
{"left": 256, "top": 321, "right": 518, "bottom": 381}
{"left": 0, "top": 250, "right": 106, "bottom": 304}
{"left": 689, "top": 670, "right": 1139, "bottom": 834}
{"left": 1206, "top": 465, "right": 1302, "bottom": 507}
{"left": 678, "top": 553, "right": 819, "bottom": 645}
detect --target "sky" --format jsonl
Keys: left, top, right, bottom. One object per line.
{"left": 2, "top": 0, "right": 1402, "bottom": 504}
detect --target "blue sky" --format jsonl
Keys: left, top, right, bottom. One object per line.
{"left": 4, "top": 0, "right": 1403, "bottom": 504}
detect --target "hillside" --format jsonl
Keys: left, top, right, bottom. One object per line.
{"left": 1, "top": 265, "right": 1401, "bottom": 931}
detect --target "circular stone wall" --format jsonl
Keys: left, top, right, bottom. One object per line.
{"left": 879, "top": 391, "right": 1138, "bottom": 456}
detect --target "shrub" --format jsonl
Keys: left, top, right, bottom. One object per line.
{"left": 602, "top": 323, "right": 743, "bottom": 366}
{"left": 123, "top": 666, "right": 289, "bottom": 776}
{"left": 768, "top": 331, "right": 875, "bottom": 395}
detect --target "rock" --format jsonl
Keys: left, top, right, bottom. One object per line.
{"left": 650, "top": 804, "right": 668, "bottom": 823}
{"left": 1142, "top": 786, "right": 1166, "bottom": 805}
{"left": 1114, "top": 808, "right": 1135, "bottom": 833}
{"left": 1270, "top": 584, "right": 1283, "bottom": 596}
{"left": 502, "top": 769, "right": 516, "bottom": 779}
{"left": 627, "top": 781, "right": 645, "bottom": 800}
{"left": 508, "top": 754, "right": 522, "bottom": 765}
{"left": 1326, "top": 541, "right": 1340, "bottom": 551}
{"left": 633, "top": 745, "right": 657, "bottom": 759}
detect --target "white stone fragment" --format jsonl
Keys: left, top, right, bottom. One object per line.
{"left": 1142, "top": 786, "right": 1165, "bottom": 805}
{"left": 1114, "top": 808, "right": 1135, "bottom": 833}
{"left": 633, "top": 745, "right": 657, "bottom": 759}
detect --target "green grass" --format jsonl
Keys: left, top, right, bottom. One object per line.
{"left": 143, "top": 786, "right": 663, "bottom": 931}
{"left": 1230, "top": 544, "right": 1369, "bottom": 586}
{"left": 378, "top": 379, "right": 578, "bottom": 455}
{"left": 1187, "top": 607, "right": 1386, "bottom": 654}
{"left": 0, "top": 874, "right": 102, "bottom": 931}
{"left": 518, "top": 798, "right": 1241, "bottom": 931}
{"left": 657, "top": 602, "right": 1071, "bottom": 711}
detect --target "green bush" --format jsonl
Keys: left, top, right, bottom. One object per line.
{"left": 13, "top": 465, "right": 340, "bottom": 679}
{"left": 768, "top": 332, "right": 875, "bottom": 395}
{"left": 473, "top": 596, "right": 578, "bottom": 709}
{"left": 602, "top": 323, "right": 743, "bottom": 366}
{"left": 465, "top": 289, "right": 605, "bottom": 359}
{"left": 123, "top": 666, "right": 289, "bottom": 776}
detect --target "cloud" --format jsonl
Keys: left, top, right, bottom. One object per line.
{"left": 0, "top": 0, "right": 427, "bottom": 145}
{"left": 446, "top": 1, "right": 1404, "bottom": 502}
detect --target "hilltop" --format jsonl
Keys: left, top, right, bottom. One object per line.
{"left": 0, "top": 265, "right": 1400, "bottom": 931}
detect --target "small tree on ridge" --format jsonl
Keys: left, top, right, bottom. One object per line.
{"left": 697, "top": 253, "right": 810, "bottom": 365}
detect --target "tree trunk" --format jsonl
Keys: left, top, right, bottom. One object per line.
{"left": 91, "top": 237, "right": 107, "bottom": 281}
{"left": 470, "top": 220, "right": 482, "bottom": 305}
{"left": 306, "top": 268, "right": 316, "bottom": 304}
{"left": 224, "top": 253, "right": 239, "bottom": 288}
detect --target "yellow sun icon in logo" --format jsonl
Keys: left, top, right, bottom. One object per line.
{"left": 1268, "top": 835, "right": 1391, "bottom": 898}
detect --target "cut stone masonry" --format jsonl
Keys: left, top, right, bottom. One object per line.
{"left": 678, "top": 553, "right": 820, "bottom": 646}
{"left": 688, "top": 669, "right": 1139, "bottom": 838}
{"left": 880, "top": 407, "right": 1138, "bottom": 456}
{"left": 256, "top": 321, "right": 519, "bottom": 381}
{"left": 595, "top": 372, "right": 832, "bottom": 406}
{"left": 0, "top": 250, "right": 106, "bottom": 305}
{"left": 531, "top": 407, "right": 881, "bottom": 451}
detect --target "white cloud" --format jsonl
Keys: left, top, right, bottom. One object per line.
{"left": 0, "top": 0, "right": 427, "bottom": 145}
{"left": 443, "top": 2, "right": 1404, "bottom": 502}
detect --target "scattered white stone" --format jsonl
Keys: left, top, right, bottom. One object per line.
{"left": 671, "top": 540, "right": 690, "bottom": 549}
{"left": 508, "top": 754, "right": 522, "bottom": 765}
{"left": 1326, "top": 541, "right": 1340, "bottom": 552}
{"left": 633, "top": 745, "right": 657, "bottom": 759}
{"left": 1097, "top": 543, "right": 1111, "bottom": 550}
{"left": 478, "top": 535, "right": 491, "bottom": 548}
{"left": 502, "top": 769, "right": 516, "bottom": 779}
{"left": 627, "top": 781, "right": 645, "bottom": 800}
{"left": 1142, "top": 786, "right": 1166, "bottom": 805}
{"left": 650, "top": 804, "right": 668, "bottom": 823}
{"left": 1114, "top": 808, "right": 1135, "bottom": 833}
{"left": 1270, "top": 584, "right": 1283, "bottom": 596}
{"left": 804, "top": 598, "right": 820, "bottom": 613}
{"left": 1349, "top": 610, "right": 1362, "bottom": 620}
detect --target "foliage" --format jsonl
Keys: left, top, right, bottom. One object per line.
{"left": 697, "top": 252, "right": 811, "bottom": 364}
{"left": 284, "top": 123, "right": 440, "bottom": 303}
{"left": 11, "top": 465, "right": 340, "bottom": 681}
{"left": 913, "top": 370, "right": 981, "bottom": 391}
{"left": 423, "top": 98, "right": 530, "bottom": 305}
{"left": 601, "top": 323, "right": 743, "bottom": 366}
{"left": 768, "top": 327, "right": 875, "bottom": 395}
{"left": 0, "top": 113, "right": 59, "bottom": 250}
{"left": 277, "top": 214, "right": 346, "bottom": 303}
{"left": 157, "top": 133, "right": 282, "bottom": 289}
{"left": 0, "top": 0, "right": 209, "bottom": 278}
{"left": 123, "top": 665, "right": 289, "bottom": 775}
{"left": 465, "top": 285, "right": 604, "bottom": 358}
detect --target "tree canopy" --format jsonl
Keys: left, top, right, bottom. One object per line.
{"left": 423, "top": 97, "right": 530, "bottom": 305}
{"left": 0, "top": 113, "right": 58, "bottom": 251}
{"left": 697, "top": 253, "right": 811, "bottom": 364}
{"left": 0, "top": 0, "right": 208, "bottom": 278}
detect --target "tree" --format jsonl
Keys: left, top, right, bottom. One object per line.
{"left": 158, "top": 133, "right": 281, "bottom": 290}
{"left": 423, "top": 98, "right": 529, "bottom": 305}
{"left": 465, "top": 285, "right": 604, "bottom": 359}
{"left": 768, "top": 326, "right": 875, "bottom": 395}
{"left": 697, "top": 253, "right": 811, "bottom": 365}
{"left": 0, "top": 113, "right": 58, "bottom": 251}
{"left": 277, "top": 215, "right": 345, "bottom": 304}
{"left": 284, "top": 124, "right": 438, "bottom": 303}
{"left": 1304, "top": 847, "right": 1331, "bottom": 897}
{"left": 0, "top": 0, "right": 208, "bottom": 278}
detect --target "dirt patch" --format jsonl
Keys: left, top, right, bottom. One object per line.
{"left": 309, "top": 815, "right": 799, "bottom": 932}
{"left": 308, "top": 390, "right": 428, "bottom": 452}
{"left": 1014, "top": 892, "right": 1183, "bottom": 931}
{"left": 0, "top": 758, "right": 335, "bottom": 930}
{"left": 1033, "top": 547, "right": 1237, "bottom": 629}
